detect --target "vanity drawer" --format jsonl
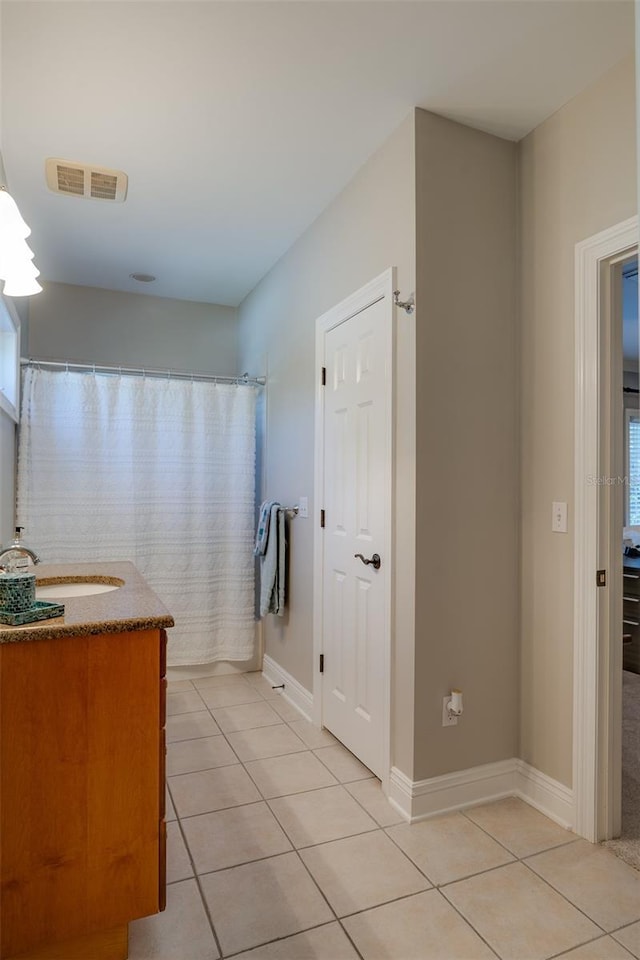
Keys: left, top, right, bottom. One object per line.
{"left": 160, "top": 629, "right": 167, "bottom": 679}
{"left": 159, "top": 727, "right": 166, "bottom": 815}
{"left": 160, "top": 678, "right": 167, "bottom": 728}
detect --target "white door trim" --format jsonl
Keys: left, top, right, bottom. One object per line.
{"left": 313, "top": 268, "right": 395, "bottom": 792}
{"left": 573, "top": 215, "right": 638, "bottom": 841}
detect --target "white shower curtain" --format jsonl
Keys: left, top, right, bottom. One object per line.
{"left": 17, "top": 367, "right": 257, "bottom": 665}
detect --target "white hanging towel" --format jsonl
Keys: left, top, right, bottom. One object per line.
{"left": 259, "top": 503, "right": 286, "bottom": 617}
{"left": 254, "top": 499, "right": 277, "bottom": 556}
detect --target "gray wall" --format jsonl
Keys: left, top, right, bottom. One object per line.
{"left": 27, "top": 282, "right": 239, "bottom": 375}
{"left": 413, "top": 110, "right": 519, "bottom": 779}
{"left": 519, "top": 55, "right": 637, "bottom": 786}
{"left": 239, "top": 108, "right": 519, "bottom": 783}
{"left": 238, "top": 113, "right": 418, "bottom": 777}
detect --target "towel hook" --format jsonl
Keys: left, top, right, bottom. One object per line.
{"left": 393, "top": 290, "right": 415, "bottom": 315}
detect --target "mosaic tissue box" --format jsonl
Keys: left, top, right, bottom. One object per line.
{"left": 0, "top": 573, "right": 36, "bottom": 613}
{"left": 0, "top": 573, "right": 65, "bottom": 626}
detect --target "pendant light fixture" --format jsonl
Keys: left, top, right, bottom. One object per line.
{"left": 0, "top": 187, "right": 42, "bottom": 297}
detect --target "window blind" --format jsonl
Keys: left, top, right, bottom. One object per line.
{"left": 628, "top": 411, "right": 640, "bottom": 524}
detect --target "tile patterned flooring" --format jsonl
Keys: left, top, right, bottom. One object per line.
{"left": 129, "top": 672, "right": 640, "bottom": 960}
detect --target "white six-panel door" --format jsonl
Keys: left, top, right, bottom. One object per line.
{"left": 316, "top": 273, "right": 393, "bottom": 780}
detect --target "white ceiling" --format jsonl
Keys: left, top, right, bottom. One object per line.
{"left": 2, "top": 1, "right": 635, "bottom": 306}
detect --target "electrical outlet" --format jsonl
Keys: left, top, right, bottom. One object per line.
{"left": 442, "top": 696, "right": 458, "bottom": 727}
{"left": 552, "top": 501, "right": 568, "bottom": 533}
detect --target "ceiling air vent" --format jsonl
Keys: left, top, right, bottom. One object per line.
{"left": 45, "top": 158, "right": 128, "bottom": 202}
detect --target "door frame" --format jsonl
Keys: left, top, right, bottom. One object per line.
{"left": 573, "top": 215, "right": 638, "bottom": 841}
{"left": 312, "top": 267, "right": 395, "bottom": 792}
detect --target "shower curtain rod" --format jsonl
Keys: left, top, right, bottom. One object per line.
{"left": 20, "top": 358, "right": 266, "bottom": 387}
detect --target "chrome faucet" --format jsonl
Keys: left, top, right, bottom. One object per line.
{"left": 0, "top": 528, "right": 41, "bottom": 572}
{"left": 0, "top": 545, "right": 41, "bottom": 571}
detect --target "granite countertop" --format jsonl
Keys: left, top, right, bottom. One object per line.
{"left": 0, "top": 561, "right": 174, "bottom": 643}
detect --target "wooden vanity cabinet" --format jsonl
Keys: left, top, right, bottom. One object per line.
{"left": 0, "top": 627, "right": 167, "bottom": 960}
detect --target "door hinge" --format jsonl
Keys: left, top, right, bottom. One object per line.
{"left": 319, "top": 654, "right": 324, "bottom": 674}
{"left": 320, "top": 509, "right": 325, "bottom": 528}
{"left": 321, "top": 366, "right": 326, "bottom": 386}
{"left": 596, "top": 569, "right": 607, "bottom": 587}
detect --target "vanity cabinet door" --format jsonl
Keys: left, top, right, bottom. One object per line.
{"left": 0, "top": 628, "right": 165, "bottom": 959}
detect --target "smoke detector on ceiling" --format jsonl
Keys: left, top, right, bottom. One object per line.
{"left": 45, "top": 158, "right": 128, "bottom": 202}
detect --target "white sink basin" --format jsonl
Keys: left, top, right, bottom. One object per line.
{"left": 36, "top": 580, "right": 123, "bottom": 599}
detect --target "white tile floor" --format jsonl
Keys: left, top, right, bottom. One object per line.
{"left": 129, "top": 673, "right": 640, "bottom": 960}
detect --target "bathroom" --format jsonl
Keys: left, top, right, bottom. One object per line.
{"left": 1, "top": 2, "right": 640, "bottom": 959}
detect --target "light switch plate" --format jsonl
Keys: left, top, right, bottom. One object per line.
{"left": 298, "top": 497, "right": 309, "bottom": 519}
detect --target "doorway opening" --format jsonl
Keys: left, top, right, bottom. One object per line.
{"left": 605, "top": 254, "right": 640, "bottom": 867}
{"left": 574, "top": 216, "right": 638, "bottom": 850}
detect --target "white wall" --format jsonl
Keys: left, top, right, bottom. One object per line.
{"left": 27, "top": 282, "right": 239, "bottom": 375}
{"left": 519, "top": 55, "right": 637, "bottom": 785}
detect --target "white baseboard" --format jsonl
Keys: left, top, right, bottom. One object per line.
{"left": 388, "top": 759, "right": 517, "bottom": 823}
{"left": 514, "top": 759, "right": 574, "bottom": 830}
{"left": 256, "top": 663, "right": 577, "bottom": 833}
{"left": 262, "top": 654, "right": 314, "bottom": 722}
{"left": 388, "top": 758, "right": 575, "bottom": 830}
